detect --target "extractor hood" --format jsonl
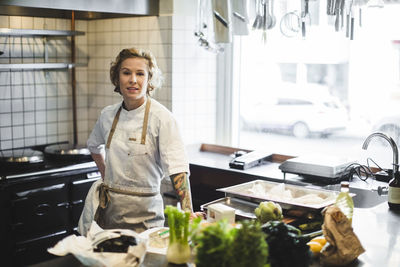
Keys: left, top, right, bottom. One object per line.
{"left": 0, "top": 0, "right": 159, "bottom": 19}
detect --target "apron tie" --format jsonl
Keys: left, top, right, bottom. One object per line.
{"left": 99, "top": 182, "right": 159, "bottom": 206}
{"left": 99, "top": 183, "right": 111, "bottom": 209}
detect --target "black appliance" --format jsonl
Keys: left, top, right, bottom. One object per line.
{"left": 0, "top": 144, "right": 99, "bottom": 266}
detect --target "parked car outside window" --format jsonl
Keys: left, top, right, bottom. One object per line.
{"left": 241, "top": 83, "right": 349, "bottom": 138}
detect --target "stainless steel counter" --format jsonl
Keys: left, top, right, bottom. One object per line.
{"left": 352, "top": 202, "right": 400, "bottom": 266}
{"left": 185, "top": 144, "right": 400, "bottom": 266}
{"left": 31, "top": 144, "right": 400, "bottom": 266}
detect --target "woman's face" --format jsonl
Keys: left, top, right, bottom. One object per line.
{"left": 119, "top": 57, "right": 149, "bottom": 109}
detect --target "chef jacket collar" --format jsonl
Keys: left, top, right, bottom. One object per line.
{"left": 121, "top": 98, "right": 148, "bottom": 115}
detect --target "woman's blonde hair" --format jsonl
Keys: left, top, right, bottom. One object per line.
{"left": 110, "top": 48, "right": 163, "bottom": 95}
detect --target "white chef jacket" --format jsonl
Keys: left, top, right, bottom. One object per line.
{"left": 86, "top": 98, "right": 189, "bottom": 230}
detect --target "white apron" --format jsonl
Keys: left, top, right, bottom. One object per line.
{"left": 79, "top": 98, "right": 164, "bottom": 235}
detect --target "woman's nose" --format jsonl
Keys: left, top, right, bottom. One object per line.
{"left": 129, "top": 74, "right": 137, "bottom": 83}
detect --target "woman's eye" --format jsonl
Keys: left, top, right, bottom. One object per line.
{"left": 123, "top": 71, "right": 131, "bottom": 75}
{"left": 137, "top": 72, "right": 144, "bottom": 76}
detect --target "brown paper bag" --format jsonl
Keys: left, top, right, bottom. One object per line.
{"left": 320, "top": 206, "right": 365, "bottom": 266}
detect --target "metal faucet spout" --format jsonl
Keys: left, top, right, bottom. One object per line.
{"left": 362, "top": 132, "right": 399, "bottom": 176}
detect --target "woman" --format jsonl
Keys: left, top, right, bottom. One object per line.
{"left": 79, "top": 48, "right": 195, "bottom": 234}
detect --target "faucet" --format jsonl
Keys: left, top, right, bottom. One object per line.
{"left": 362, "top": 132, "right": 399, "bottom": 178}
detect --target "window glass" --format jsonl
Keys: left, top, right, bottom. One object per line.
{"left": 235, "top": 0, "right": 400, "bottom": 168}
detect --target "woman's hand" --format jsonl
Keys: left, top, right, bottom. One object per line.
{"left": 190, "top": 211, "right": 206, "bottom": 220}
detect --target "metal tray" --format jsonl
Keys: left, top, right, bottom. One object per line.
{"left": 200, "top": 197, "right": 257, "bottom": 220}
{"left": 217, "top": 180, "right": 349, "bottom": 211}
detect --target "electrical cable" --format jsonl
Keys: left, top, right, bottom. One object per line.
{"left": 340, "top": 162, "right": 374, "bottom": 182}
{"left": 366, "top": 157, "right": 384, "bottom": 172}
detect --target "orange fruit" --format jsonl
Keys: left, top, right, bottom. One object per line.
{"left": 307, "top": 241, "right": 323, "bottom": 254}
{"left": 311, "top": 235, "right": 327, "bottom": 247}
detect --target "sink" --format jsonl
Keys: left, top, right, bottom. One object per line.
{"left": 349, "top": 187, "right": 388, "bottom": 208}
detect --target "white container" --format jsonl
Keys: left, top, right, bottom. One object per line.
{"left": 207, "top": 203, "right": 235, "bottom": 224}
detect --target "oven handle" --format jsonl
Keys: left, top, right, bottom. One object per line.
{"left": 35, "top": 203, "right": 51, "bottom": 215}
{"left": 86, "top": 171, "right": 101, "bottom": 179}
{"left": 72, "top": 199, "right": 83, "bottom": 205}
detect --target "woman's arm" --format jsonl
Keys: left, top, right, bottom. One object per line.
{"left": 170, "top": 172, "right": 193, "bottom": 212}
{"left": 91, "top": 152, "right": 106, "bottom": 180}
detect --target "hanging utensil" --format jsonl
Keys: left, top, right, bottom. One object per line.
{"left": 350, "top": 5, "right": 355, "bottom": 40}
{"left": 301, "top": 0, "right": 309, "bottom": 38}
{"left": 212, "top": 0, "right": 231, "bottom": 44}
{"left": 354, "top": 0, "right": 363, "bottom": 27}
{"left": 253, "top": 0, "right": 263, "bottom": 30}
{"left": 195, "top": 0, "right": 224, "bottom": 53}
{"left": 344, "top": 0, "right": 352, "bottom": 38}
{"left": 268, "top": 0, "right": 276, "bottom": 29}
{"left": 280, "top": 11, "right": 301, "bottom": 38}
{"left": 327, "top": 0, "right": 336, "bottom": 15}
{"left": 262, "top": 0, "right": 269, "bottom": 43}
{"left": 264, "top": 0, "right": 273, "bottom": 29}
{"left": 231, "top": 0, "right": 249, "bottom": 35}
{"left": 334, "top": 0, "right": 341, "bottom": 32}
{"left": 214, "top": 10, "right": 229, "bottom": 28}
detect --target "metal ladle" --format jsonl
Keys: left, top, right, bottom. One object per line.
{"left": 267, "top": 0, "right": 276, "bottom": 29}
{"left": 262, "top": 0, "right": 270, "bottom": 43}
{"left": 252, "top": 0, "right": 264, "bottom": 30}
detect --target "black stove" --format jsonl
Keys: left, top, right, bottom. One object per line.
{"left": 0, "top": 143, "right": 93, "bottom": 179}
{"left": 0, "top": 144, "right": 100, "bottom": 266}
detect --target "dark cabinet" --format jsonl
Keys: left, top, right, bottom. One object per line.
{"left": 0, "top": 167, "right": 100, "bottom": 266}
{"left": 11, "top": 183, "right": 70, "bottom": 241}
{"left": 14, "top": 230, "right": 69, "bottom": 266}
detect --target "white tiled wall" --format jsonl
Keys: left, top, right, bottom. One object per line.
{"left": 170, "top": 13, "right": 217, "bottom": 144}
{"left": 0, "top": 16, "right": 89, "bottom": 149}
{"left": 0, "top": 0, "right": 217, "bottom": 150}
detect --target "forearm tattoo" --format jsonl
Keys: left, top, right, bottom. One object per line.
{"left": 170, "top": 172, "right": 192, "bottom": 212}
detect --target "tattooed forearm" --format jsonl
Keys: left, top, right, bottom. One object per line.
{"left": 170, "top": 172, "right": 193, "bottom": 212}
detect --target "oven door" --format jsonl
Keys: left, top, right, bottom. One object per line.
{"left": 11, "top": 182, "right": 70, "bottom": 242}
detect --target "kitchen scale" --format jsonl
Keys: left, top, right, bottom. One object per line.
{"left": 279, "top": 154, "right": 357, "bottom": 183}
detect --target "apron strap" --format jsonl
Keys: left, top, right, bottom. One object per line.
{"left": 106, "top": 97, "right": 151, "bottom": 149}
{"left": 105, "top": 106, "right": 122, "bottom": 149}
{"left": 141, "top": 98, "right": 151, "bottom": 145}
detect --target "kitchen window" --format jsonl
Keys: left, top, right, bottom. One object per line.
{"left": 219, "top": 0, "right": 400, "bottom": 169}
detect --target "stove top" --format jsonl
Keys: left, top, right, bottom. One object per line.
{"left": 0, "top": 143, "right": 94, "bottom": 179}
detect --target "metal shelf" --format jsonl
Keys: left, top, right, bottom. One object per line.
{"left": 0, "top": 28, "right": 85, "bottom": 37}
{"left": 0, "top": 63, "right": 86, "bottom": 70}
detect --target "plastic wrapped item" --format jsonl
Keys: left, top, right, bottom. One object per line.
{"left": 138, "top": 227, "right": 170, "bottom": 255}
{"left": 48, "top": 221, "right": 147, "bottom": 267}
{"left": 207, "top": 203, "right": 236, "bottom": 224}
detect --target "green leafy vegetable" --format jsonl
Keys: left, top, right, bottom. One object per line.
{"left": 164, "top": 205, "right": 191, "bottom": 264}
{"left": 262, "top": 221, "right": 311, "bottom": 267}
{"left": 191, "top": 220, "right": 236, "bottom": 267}
{"left": 228, "top": 220, "right": 269, "bottom": 267}
{"left": 191, "top": 220, "right": 269, "bottom": 267}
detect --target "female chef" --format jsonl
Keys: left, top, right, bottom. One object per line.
{"left": 80, "top": 47, "right": 195, "bottom": 234}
